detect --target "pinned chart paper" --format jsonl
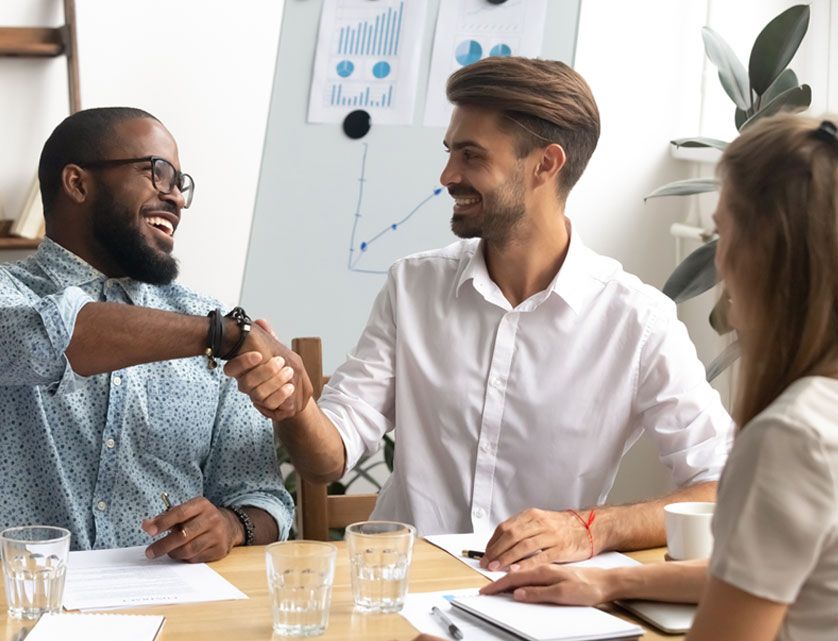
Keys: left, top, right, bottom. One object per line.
{"left": 423, "top": 0, "right": 548, "bottom": 127}
{"left": 308, "top": 0, "right": 428, "bottom": 124}
{"left": 26, "top": 613, "right": 164, "bottom": 641}
{"left": 424, "top": 532, "right": 641, "bottom": 582}
{"left": 64, "top": 546, "right": 247, "bottom": 611}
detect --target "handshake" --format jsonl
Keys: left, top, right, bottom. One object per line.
{"left": 220, "top": 316, "right": 314, "bottom": 422}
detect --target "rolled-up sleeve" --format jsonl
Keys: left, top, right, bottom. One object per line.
{"left": 203, "top": 375, "right": 295, "bottom": 540}
{"left": 0, "top": 274, "right": 92, "bottom": 393}
{"left": 634, "top": 304, "right": 734, "bottom": 487}
{"left": 318, "top": 274, "right": 397, "bottom": 474}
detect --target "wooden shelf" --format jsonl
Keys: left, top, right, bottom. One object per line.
{"left": 0, "top": 27, "right": 65, "bottom": 57}
{"left": 0, "top": 237, "right": 40, "bottom": 250}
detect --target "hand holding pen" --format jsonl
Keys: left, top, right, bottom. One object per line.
{"left": 141, "top": 494, "right": 242, "bottom": 563}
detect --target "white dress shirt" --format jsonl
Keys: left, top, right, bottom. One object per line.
{"left": 319, "top": 231, "right": 734, "bottom": 536}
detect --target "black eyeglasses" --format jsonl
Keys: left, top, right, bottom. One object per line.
{"left": 78, "top": 156, "right": 195, "bottom": 209}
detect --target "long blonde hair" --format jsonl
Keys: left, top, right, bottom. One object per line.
{"left": 718, "top": 113, "right": 838, "bottom": 426}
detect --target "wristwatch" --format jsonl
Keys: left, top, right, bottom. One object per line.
{"left": 228, "top": 505, "right": 255, "bottom": 546}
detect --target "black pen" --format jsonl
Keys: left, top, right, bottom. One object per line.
{"left": 431, "top": 606, "right": 464, "bottom": 640}
{"left": 461, "top": 549, "right": 484, "bottom": 559}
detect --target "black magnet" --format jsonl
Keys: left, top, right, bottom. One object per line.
{"left": 342, "top": 110, "right": 372, "bottom": 139}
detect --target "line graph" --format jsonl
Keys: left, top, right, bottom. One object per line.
{"left": 348, "top": 143, "right": 443, "bottom": 274}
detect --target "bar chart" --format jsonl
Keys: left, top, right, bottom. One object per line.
{"left": 309, "top": 0, "right": 426, "bottom": 124}
{"left": 337, "top": 2, "right": 404, "bottom": 57}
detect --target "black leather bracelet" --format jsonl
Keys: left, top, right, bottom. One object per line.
{"left": 220, "top": 306, "right": 252, "bottom": 360}
{"left": 205, "top": 308, "right": 223, "bottom": 369}
{"left": 228, "top": 505, "right": 255, "bottom": 546}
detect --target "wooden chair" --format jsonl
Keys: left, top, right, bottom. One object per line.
{"left": 291, "top": 337, "right": 378, "bottom": 540}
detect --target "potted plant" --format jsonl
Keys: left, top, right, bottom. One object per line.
{"left": 645, "top": 4, "right": 811, "bottom": 380}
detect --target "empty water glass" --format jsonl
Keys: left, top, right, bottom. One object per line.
{"left": 1, "top": 526, "right": 71, "bottom": 620}
{"left": 346, "top": 521, "right": 415, "bottom": 613}
{"left": 266, "top": 541, "right": 337, "bottom": 637}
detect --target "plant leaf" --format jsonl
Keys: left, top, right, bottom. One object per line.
{"left": 662, "top": 239, "right": 719, "bottom": 303}
{"left": 383, "top": 434, "right": 395, "bottom": 472}
{"left": 706, "top": 340, "right": 741, "bottom": 382}
{"left": 735, "top": 107, "right": 748, "bottom": 131}
{"left": 760, "top": 68, "right": 799, "bottom": 106}
{"left": 709, "top": 289, "right": 735, "bottom": 334}
{"left": 645, "top": 178, "right": 719, "bottom": 201}
{"left": 670, "top": 137, "right": 729, "bottom": 151}
{"left": 740, "top": 84, "right": 811, "bottom": 130}
{"left": 749, "top": 4, "right": 810, "bottom": 96}
{"left": 702, "top": 26, "right": 751, "bottom": 111}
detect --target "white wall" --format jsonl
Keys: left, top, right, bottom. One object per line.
{"left": 0, "top": 0, "right": 284, "bottom": 306}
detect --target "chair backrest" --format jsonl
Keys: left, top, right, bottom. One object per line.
{"left": 291, "top": 337, "right": 377, "bottom": 540}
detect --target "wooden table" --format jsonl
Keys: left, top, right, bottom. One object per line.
{"left": 1, "top": 542, "right": 683, "bottom": 641}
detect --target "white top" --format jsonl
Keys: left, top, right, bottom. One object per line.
{"left": 710, "top": 376, "right": 838, "bottom": 641}
{"left": 319, "top": 232, "right": 733, "bottom": 535}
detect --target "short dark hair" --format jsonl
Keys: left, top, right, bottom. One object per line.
{"left": 38, "top": 107, "right": 159, "bottom": 215}
{"left": 446, "top": 57, "right": 600, "bottom": 198}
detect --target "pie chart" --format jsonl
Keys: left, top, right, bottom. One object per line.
{"left": 455, "top": 40, "right": 482, "bottom": 66}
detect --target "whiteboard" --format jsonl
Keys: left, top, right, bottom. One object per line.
{"left": 242, "top": 0, "right": 581, "bottom": 372}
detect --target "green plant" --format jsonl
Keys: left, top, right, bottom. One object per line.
{"left": 645, "top": 5, "right": 811, "bottom": 380}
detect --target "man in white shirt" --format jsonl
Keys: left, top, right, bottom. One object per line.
{"left": 228, "top": 57, "right": 733, "bottom": 570}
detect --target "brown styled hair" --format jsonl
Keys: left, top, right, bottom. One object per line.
{"left": 446, "top": 57, "right": 600, "bottom": 199}
{"left": 718, "top": 113, "right": 838, "bottom": 426}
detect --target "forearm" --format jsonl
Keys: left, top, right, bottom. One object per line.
{"left": 276, "top": 399, "right": 347, "bottom": 484}
{"left": 222, "top": 506, "right": 279, "bottom": 546}
{"left": 608, "top": 560, "right": 707, "bottom": 603}
{"left": 65, "top": 302, "right": 209, "bottom": 376}
{"left": 591, "top": 481, "right": 717, "bottom": 552}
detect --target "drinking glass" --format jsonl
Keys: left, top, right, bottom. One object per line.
{"left": 346, "top": 521, "right": 415, "bottom": 613}
{"left": 266, "top": 541, "right": 337, "bottom": 637}
{"left": 1, "top": 526, "right": 71, "bottom": 620}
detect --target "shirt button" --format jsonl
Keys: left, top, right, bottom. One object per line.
{"left": 105, "top": 438, "right": 116, "bottom": 449}
{"left": 112, "top": 376, "right": 122, "bottom": 386}
{"left": 491, "top": 376, "right": 503, "bottom": 389}
{"left": 480, "top": 442, "right": 492, "bottom": 454}
{"left": 96, "top": 500, "right": 108, "bottom": 512}
{"left": 473, "top": 507, "right": 484, "bottom": 519}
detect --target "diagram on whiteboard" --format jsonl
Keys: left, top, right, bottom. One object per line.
{"left": 308, "top": 0, "right": 428, "bottom": 125}
{"left": 348, "top": 143, "right": 444, "bottom": 274}
{"left": 423, "top": 0, "right": 548, "bottom": 127}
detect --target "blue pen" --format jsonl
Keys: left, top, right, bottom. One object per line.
{"left": 431, "top": 605, "right": 464, "bottom": 640}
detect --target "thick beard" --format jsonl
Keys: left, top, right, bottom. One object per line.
{"left": 450, "top": 168, "right": 526, "bottom": 246}
{"left": 91, "top": 185, "right": 179, "bottom": 285}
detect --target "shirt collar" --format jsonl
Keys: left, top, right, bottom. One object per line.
{"left": 454, "top": 224, "right": 591, "bottom": 315}
{"left": 34, "top": 237, "right": 146, "bottom": 305}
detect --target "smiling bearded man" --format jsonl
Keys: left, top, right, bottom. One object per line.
{"left": 0, "top": 107, "right": 313, "bottom": 561}
{"left": 228, "top": 56, "right": 734, "bottom": 574}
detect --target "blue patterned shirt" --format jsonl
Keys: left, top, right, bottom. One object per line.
{"left": 0, "top": 238, "right": 293, "bottom": 550}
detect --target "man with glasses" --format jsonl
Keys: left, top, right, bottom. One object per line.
{"left": 0, "top": 107, "right": 312, "bottom": 560}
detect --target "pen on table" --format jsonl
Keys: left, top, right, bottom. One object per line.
{"left": 431, "top": 605, "right": 464, "bottom": 640}
{"left": 461, "top": 549, "right": 484, "bottom": 559}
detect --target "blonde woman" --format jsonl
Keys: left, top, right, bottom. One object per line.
{"left": 411, "top": 114, "right": 838, "bottom": 641}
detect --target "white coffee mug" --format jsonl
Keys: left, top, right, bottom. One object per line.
{"left": 664, "top": 501, "right": 715, "bottom": 560}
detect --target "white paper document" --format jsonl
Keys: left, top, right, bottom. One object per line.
{"left": 423, "top": 0, "right": 548, "bottom": 127}
{"left": 424, "top": 532, "right": 641, "bottom": 582}
{"left": 26, "top": 613, "right": 164, "bottom": 641}
{"left": 308, "top": 0, "right": 428, "bottom": 124}
{"left": 401, "top": 588, "right": 524, "bottom": 641}
{"left": 64, "top": 546, "right": 247, "bottom": 611}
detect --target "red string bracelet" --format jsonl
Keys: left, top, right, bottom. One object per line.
{"left": 568, "top": 509, "right": 596, "bottom": 559}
